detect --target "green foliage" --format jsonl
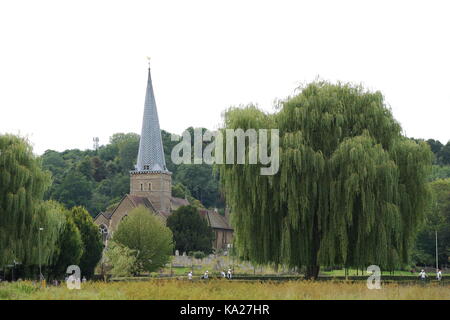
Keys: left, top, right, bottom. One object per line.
{"left": 219, "top": 82, "right": 433, "bottom": 277}
{"left": 190, "top": 251, "right": 206, "bottom": 259}
{"left": 104, "top": 241, "right": 137, "bottom": 277}
{"left": 41, "top": 129, "right": 223, "bottom": 216}
{"left": 414, "top": 178, "right": 450, "bottom": 266}
{"left": 167, "top": 205, "right": 214, "bottom": 254}
{"left": 0, "top": 134, "right": 52, "bottom": 266}
{"left": 112, "top": 206, "right": 174, "bottom": 273}
{"left": 110, "top": 133, "right": 140, "bottom": 172}
{"left": 425, "top": 139, "right": 450, "bottom": 165}
{"left": 172, "top": 182, "right": 190, "bottom": 199}
{"left": 51, "top": 169, "right": 93, "bottom": 209}
{"left": 426, "top": 139, "right": 444, "bottom": 155}
{"left": 439, "top": 142, "right": 450, "bottom": 165}
{"left": 71, "top": 206, "right": 103, "bottom": 278}
{"left": 176, "top": 164, "right": 221, "bottom": 208}
{"left": 429, "top": 165, "right": 450, "bottom": 181}
{"left": 48, "top": 209, "right": 83, "bottom": 278}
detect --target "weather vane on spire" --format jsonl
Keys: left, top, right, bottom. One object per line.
{"left": 146, "top": 56, "right": 151, "bottom": 68}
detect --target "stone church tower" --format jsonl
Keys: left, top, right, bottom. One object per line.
{"left": 93, "top": 64, "right": 233, "bottom": 249}
{"left": 129, "top": 65, "right": 172, "bottom": 213}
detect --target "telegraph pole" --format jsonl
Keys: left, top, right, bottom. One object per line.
{"left": 435, "top": 230, "right": 439, "bottom": 270}
{"left": 38, "top": 227, "right": 44, "bottom": 281}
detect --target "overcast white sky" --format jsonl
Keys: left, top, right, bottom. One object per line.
{"left": 0, "top": 0, "right": 449, "bottom": 155}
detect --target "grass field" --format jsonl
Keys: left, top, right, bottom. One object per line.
{"left": 1, "top": 280, "right": 449, "bottom": 300}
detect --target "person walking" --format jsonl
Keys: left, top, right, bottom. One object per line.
{"left": 436, "top": 269, "right": 442, "bottom": 282}
{"left": 419, "top": 269, "right": 427, "bottom": 285}
{"left": 188, "top": 271, "right": 193, "bottom": 280}
{"left": 227, "top": 268, "right": 232, "bottom": 279}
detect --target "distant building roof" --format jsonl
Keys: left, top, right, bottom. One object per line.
{"left": 128, "top": 195, "right": 157, "bottom": 212}
{"left": 94, "top": 194, "right": 233, "bottom": 231}
{"left": 171, "top": 197, "right": 189, "bottom": 207}
{"left": 200, "top": 209, "right": 233, "bottom": 230}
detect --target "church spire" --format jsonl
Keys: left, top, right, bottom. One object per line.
{"left": 135, "top": 63, "right": 168, "bottom": 173}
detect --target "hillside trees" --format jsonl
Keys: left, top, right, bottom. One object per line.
{"left": 41, "top": 129, "right": 223, "bottom": 217}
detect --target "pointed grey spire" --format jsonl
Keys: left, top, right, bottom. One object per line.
{"left": 135, "top": 66, "right": 168, "bottom": 173}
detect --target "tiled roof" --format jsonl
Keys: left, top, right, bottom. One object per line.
{"left": 200, "top": 209, "right": 233, "bottom": 230}
{"left": 128, "top": 195, "right": 156, "bottom": 212}
{"left": 134, "top": 67, "right": 168, "bottom": 173}
{"left": 171, "top": 197, "right": 189, "bottom": 207}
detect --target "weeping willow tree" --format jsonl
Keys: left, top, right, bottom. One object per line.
{"left": 20, "top": 201, "right": 67, "bottom": 275}
{"left": 0, "top": 134, "right": 64, "bottom": 273}
{"left": 219, "top": 82, "right": 432, "bottom": 279}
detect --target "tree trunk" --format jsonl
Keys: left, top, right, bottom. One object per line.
{"left": 305, "top": 265, "right": 320, "bottom": 280}
{"left": 305, "top": 209, "right": 321, "bottom": 280}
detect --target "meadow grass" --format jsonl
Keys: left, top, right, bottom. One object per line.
{"left": 1, "top": 280, "right": 449, "bottom": 300}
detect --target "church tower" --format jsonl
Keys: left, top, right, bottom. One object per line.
{"left": 130, "top": 63, "right": 172, "bottom": 213}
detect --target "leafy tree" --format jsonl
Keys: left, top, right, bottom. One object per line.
{"left": 95, "top": 173, "right": 129, "bottom": 200}
{"left": 172, "top": 182, "right": 190, "bottom": 199}
{"left": 219, "top": 82, "right": 432, "bottom": 279}
{"left": 17, "top": 200, "right": 68, "bottom": 278}
{"left": 0, "top": 134, "right": 52, "bottom": 267}
{"left": 91, "top": 156, "right": 107, "bottom": 182}
{"left": 110, "top": 133, "right": 140, "bottom": 172}
{"left": 430, "top": 165, "right": 450, "bottom": 181}
{"left": 98, "top": 143, "right": 118, "bottom": 162}
{"left": 176, "top": 164, "right": 221, "bottom": 208}
{"left": 426, "top": 139, "right": 444, "bottom": 155}
{"left": 414, "top": 178, "right": 450, "bottom": 266}
{"left": 438, "top": 142, "right": 450, "bottom": 165}
{"left": 71, "top": 206, "right": 103, "bottom": 278}
{"left": 77, "top": 156, "right": 93, "bottom": 180}
{"left": 167, "top": 205, "right": 214, "bottom": 254}
{"left": 89, "top": 192, "right": 111, "bottom": 215}
{"left": 48, "top": 209, "right": 84, "bottom": 278}
{"left": 112, "top": 206, "right": 173, "bottom": 273}
{"left": 161, "top": 129, "right": 179, "bottom": 174}
{"left": 104, "top": 241, "right": 137, "bottom": 277}
{"left": 51, "top": 169, "right": 93, "bottom": 210}
{"left": 41, "top": 150, "right": 66, "bottom": 179}
{"left": 191, "top": 251, "right": 206, "bottom": 259}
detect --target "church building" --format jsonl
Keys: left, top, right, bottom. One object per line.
{"left": 94, "top": 64, "right": 233, "bottom": 251}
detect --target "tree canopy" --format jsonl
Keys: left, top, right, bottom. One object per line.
{"left": 112, "top": 206, "right": 174, "bottom": 273}
{"left": 167, "top": 205, "right": 214, "bottom": 254}
{"left": 219, "top": 82, "right": 433, "bottom": 278}
{"left": 71, "top": 206, "right": 103, "bottom": 278}
{"left": 41, "top": 129, "right": 223, "bottom": 216}
{"left": 0, "top": 134, "right": 52, "bottom": 267}
{"left": 414, "top": 178, "right": 450, "bottom": 266}
{"left": 0, "top": 134, "right": 87, "bottom": 280}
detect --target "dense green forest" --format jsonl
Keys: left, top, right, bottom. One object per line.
{"left": 40, "top": 128, "right": 224, "bottom": 217}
